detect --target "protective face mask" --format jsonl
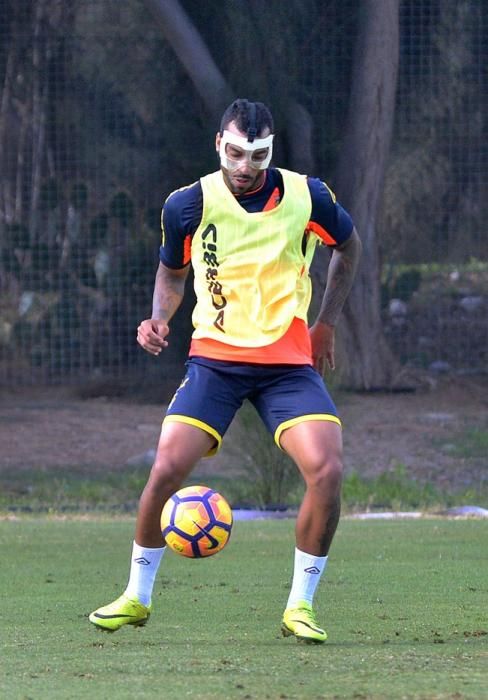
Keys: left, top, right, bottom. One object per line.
{"left": 219, "top": 130, "right": 274, "bottom": 171}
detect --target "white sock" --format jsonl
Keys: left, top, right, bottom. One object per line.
{"left": 124, "top": 541, "right": 166, "bottom": 606}
{"left": 286, "top": 547, "right": 328, "bottom": 608}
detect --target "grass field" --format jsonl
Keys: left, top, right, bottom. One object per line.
{"left": 1, "top": 518, "right": 487, "bottom": 699}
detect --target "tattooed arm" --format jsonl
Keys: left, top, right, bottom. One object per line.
{"left": 137, "top": 262, "right": 190, "bottom": 356}
{"left": 310, "top": 227, "right": 362, "bottom": 372}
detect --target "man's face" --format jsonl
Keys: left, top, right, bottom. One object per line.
{"left": 215, "top": 120, "right": 273, "bottom": 195}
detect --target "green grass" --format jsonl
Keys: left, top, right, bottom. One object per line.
{"left": 0, "top": 467, "right": 237, "bottom": 514}
{"left": 2, "top": 464, "right": 486, "bottom": 514}
{"left": 341, "top": 464, "right": 488, "bottom": 511}
{"left": 381, "top": 259, "right": 488, "bottom": 303}
{"left": 1, "top": 518, "right": 487, "bottom": 699}
{"left": 0, "top": 465, "right": 151, "bottom": 513}
{"left": 442, "top": 428, "right": 488, "bottom": 460}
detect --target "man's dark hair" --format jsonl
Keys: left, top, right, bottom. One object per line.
{"left": 219, "top": 99, "right": 274, "bottom": 142}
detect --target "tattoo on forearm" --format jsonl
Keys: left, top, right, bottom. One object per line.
{"left": 317, "top": 232, "right": 361, "bottom": 326}
{"left": 152, "top": 266, "right": 187, "bottom": 321}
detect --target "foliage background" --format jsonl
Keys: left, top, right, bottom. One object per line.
{"left": 0, "top": 0, "right": 486, "bottom": 386}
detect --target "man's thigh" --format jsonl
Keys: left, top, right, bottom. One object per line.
{"left": 164, "top": 359, "right": 246, "bottom": 456}
{"left": 279, "top": 419, "right": 343, "bottom": 474}
{"left": 250, "top": 365, "right": 341, "bottom": 448}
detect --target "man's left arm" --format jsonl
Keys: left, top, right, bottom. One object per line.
{"left": 310, "top": 228, "right": 362, "bottom": 373}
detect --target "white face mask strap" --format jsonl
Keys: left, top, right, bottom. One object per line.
{"left": 219, "top": 130, "right": 274, "bottom": 171}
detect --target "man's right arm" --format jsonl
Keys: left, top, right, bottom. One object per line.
{"left": 137, "top": 262, "right": 190, "bottom": 356}
{"left": 138, "top": 181, "right": 200, "bottom": 356}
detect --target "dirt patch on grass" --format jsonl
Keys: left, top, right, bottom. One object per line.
{"left": 339, "top": 374, "right": 487, "bottom": 493}
{"left": 1, "top": 373, "right": 487, "bottom": 495}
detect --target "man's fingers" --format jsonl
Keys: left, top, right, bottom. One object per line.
{"left": 137, "top": 335, "right": 167, "bottom": 354}
{"left": 327, "top": 352, "right": 335, "bottom": 371}
{"left": 137, "top": 322, "right": 169, "bottom": 355}
{"left": 139, "top": 331, "right": 167, "bottom": 348}
{"left": 313, "top": 355, "right": 325, "bottom": 374}
{"left": 313, "top": 353, "right": 335, "bottom": 373}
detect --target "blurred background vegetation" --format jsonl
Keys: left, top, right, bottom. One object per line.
{"left": 0, "top": 0, "right": 486, "bottom": 390}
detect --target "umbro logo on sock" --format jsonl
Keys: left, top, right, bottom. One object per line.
{"left": 134, "top": 557, "right": 151, "bottom": 565}
{"left": 304, "top": 566, "right": 320, "bottom": 574}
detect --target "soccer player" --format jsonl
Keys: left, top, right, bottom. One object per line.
{"left": 89, "top": 98, "right": 361, "bottom": 643}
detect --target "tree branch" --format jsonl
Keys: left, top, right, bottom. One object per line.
{"left": 144, "top": 0, "right": 233, "bottom": 123}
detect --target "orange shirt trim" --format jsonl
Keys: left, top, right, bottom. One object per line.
{"left": 189, "top": 317, "right": 312, "bottom": 365}
{"left": 307, "top": 220, "right": 337, "bottom": 246}
{"left": 183, "top": 234, "right": 192, "bottom": 265}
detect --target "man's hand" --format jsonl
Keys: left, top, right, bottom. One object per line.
{"left": 309, "top": 321, "right": 335, "bottom": 374}
{"left": 137, "top": 319, "right": 169, "bottom": 356}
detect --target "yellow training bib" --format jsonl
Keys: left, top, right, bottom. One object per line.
{"left": 191, "top": 168, "right": 317, "bottom": 347}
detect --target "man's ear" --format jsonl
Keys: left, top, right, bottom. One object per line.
{"left": 215, "top": 132, "right": 221, "bottom": 152}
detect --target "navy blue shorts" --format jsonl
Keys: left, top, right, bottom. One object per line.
{"left": 164, "top": 357, "right": 341, "bottom": 456}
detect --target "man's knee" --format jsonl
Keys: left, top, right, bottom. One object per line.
{"left": 306, "top": 454, "right": 343, "bottom": 493}
{"left": 146, "top": 454, "right": 186, "bottom": 493}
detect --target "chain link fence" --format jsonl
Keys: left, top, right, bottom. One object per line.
{"left": 0, "top": 0, "right": 486, "bottom": 386}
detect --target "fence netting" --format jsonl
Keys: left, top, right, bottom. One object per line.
{"left": 0, "top": 0, "right": 486, "bottom": 386}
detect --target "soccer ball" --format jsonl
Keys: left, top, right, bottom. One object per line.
{"left": 160, "top": 485, "right": 233, "bottom": 558}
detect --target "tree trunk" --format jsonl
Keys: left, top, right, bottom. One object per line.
{"left": 332, "top": 0, "right": 400, "bottom": 389}
{"left": 0, "top": 49, "right": 15, "bottom": 227}
{"left": 285, "top": 100, "right": 315, "bottom": 174}
{"left": 144, "top": 0, "right": 234, "bottom": 124}
{"left": 28, "top": 0, "right": 50, "bottom": 245}
{"left": 143, "top": 0, "right": 315, "bottom": 172}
